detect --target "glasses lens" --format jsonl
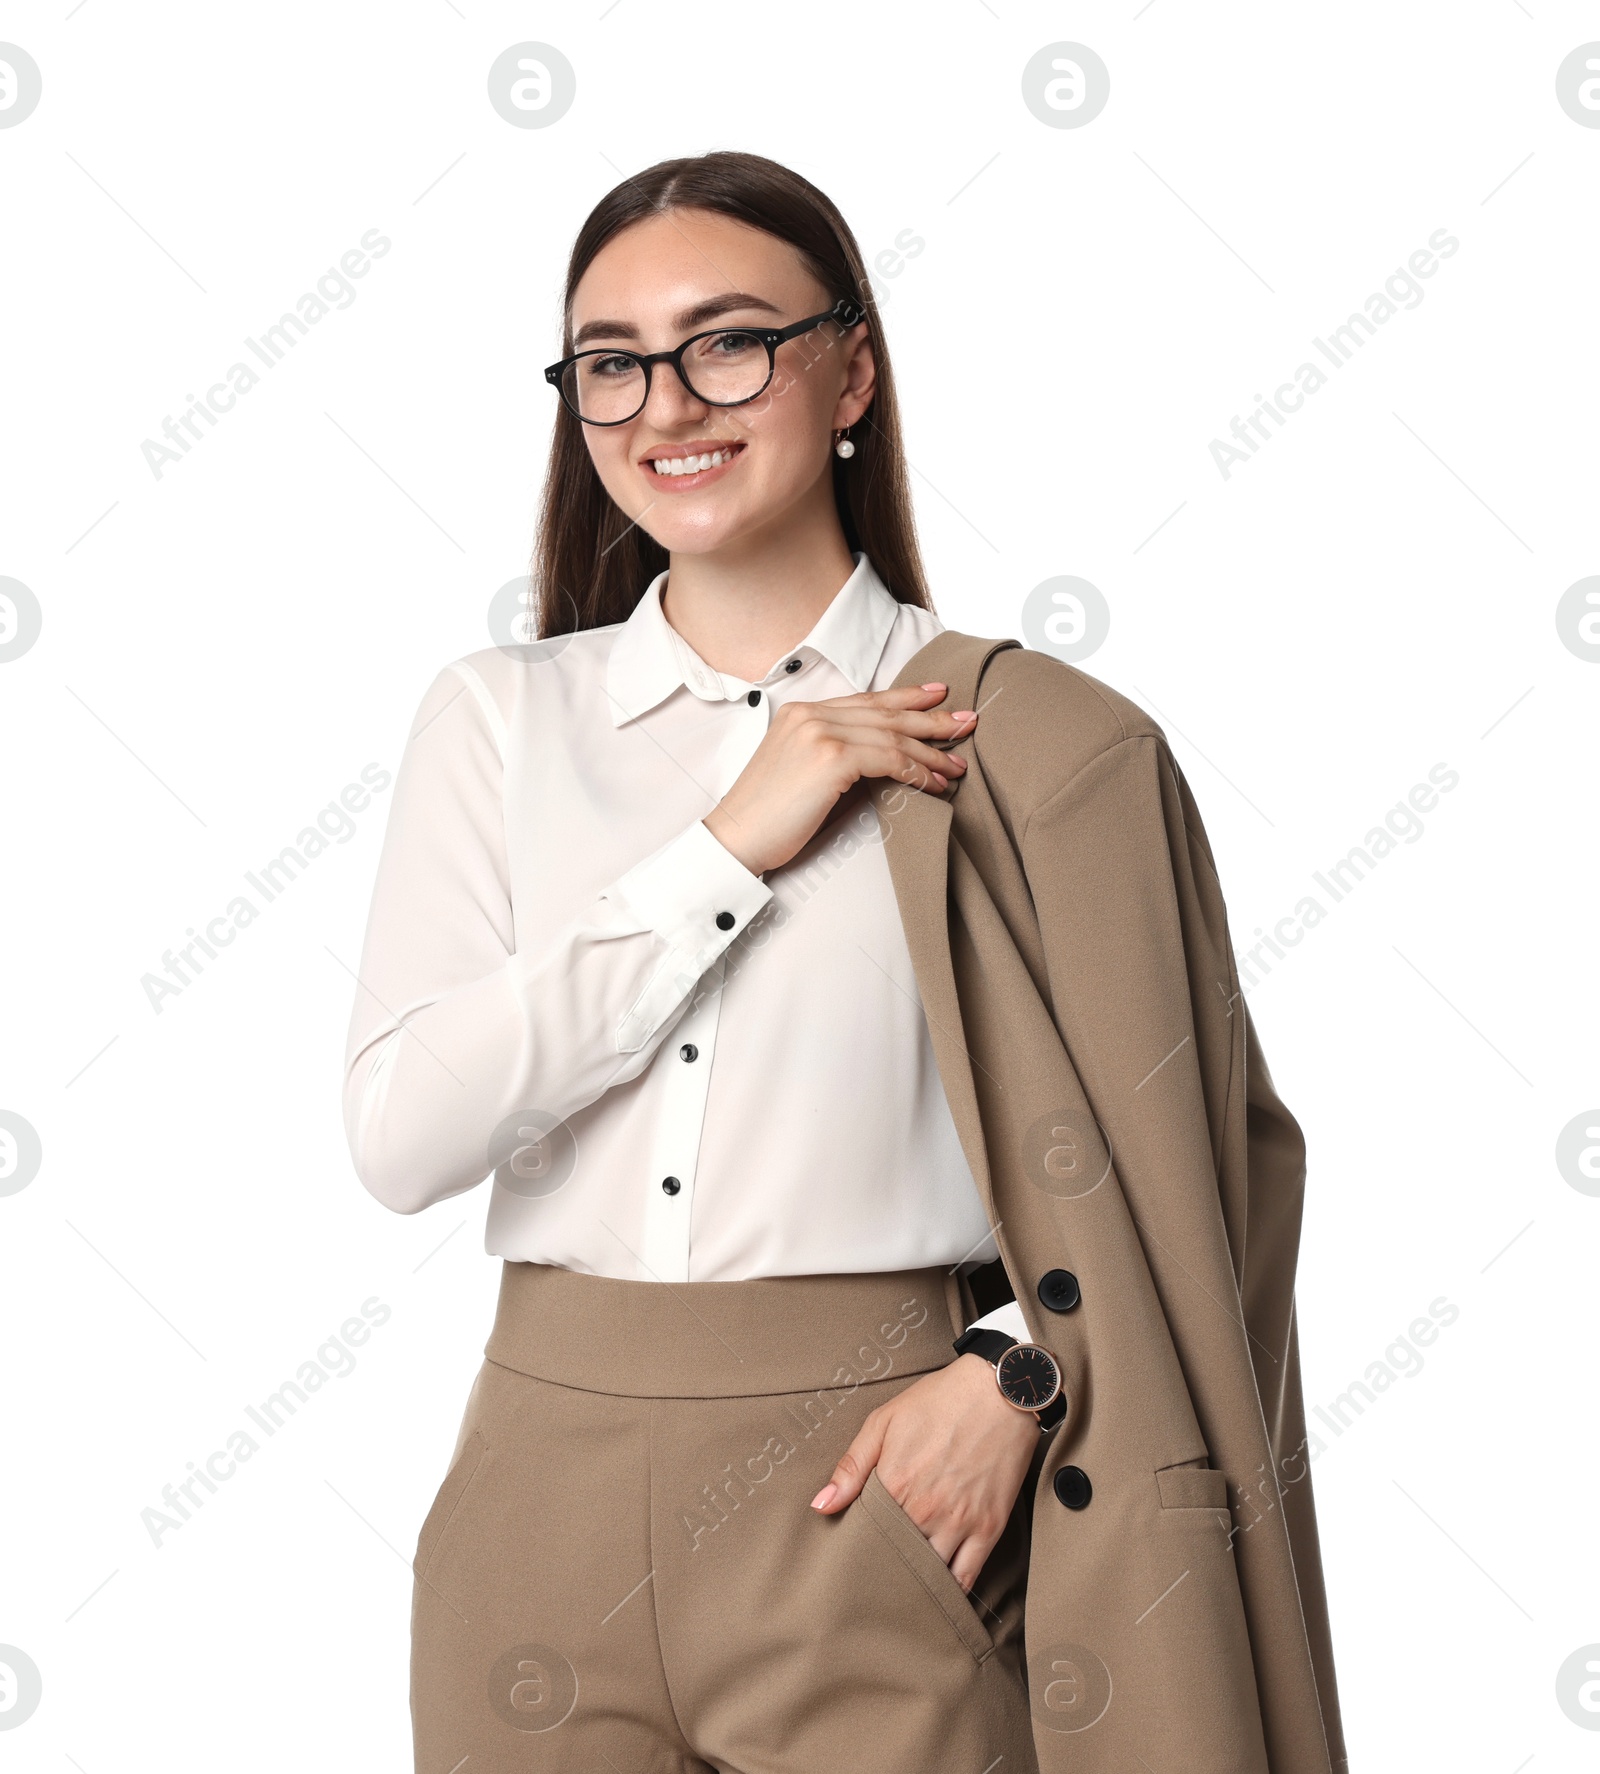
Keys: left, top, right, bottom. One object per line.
{"left": 565, "top": 352, "right": 646, "bottom": 424}
{"left": 561, "top": 331, "right": 773, "bottom": 421}
{"left": 679, "top": 330, "right": 772, "bottom": 406}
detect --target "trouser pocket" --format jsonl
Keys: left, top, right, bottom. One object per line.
{"left": 855, "top": 1468, "right": 996, "bottom": 1663}
{"left": 413, "top": 1429, "right": 487, "bottom": 1584}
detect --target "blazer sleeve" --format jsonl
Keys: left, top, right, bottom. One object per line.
{"left": 1019, "top": 729, "right": 1346, "bottom": 1771}
{"left": 341, "top": 661, "right": 772, "bottom": 1214}
{"left": 1018, "top": 732, "right": 1245, "bottom": 1260}
{"left": 1164, "top": 753, "right": 1345, "bottom": 1770}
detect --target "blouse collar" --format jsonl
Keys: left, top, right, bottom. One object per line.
{"left": 604, "top": 550, "right": 902, "bottom": 727}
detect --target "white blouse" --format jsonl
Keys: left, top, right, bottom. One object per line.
{"left": 342, "top": 550, "right": 1026, "bottom": 1340}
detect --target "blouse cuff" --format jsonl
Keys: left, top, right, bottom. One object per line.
{"left": 606, "top": 819, "right": 775, "bottom": 1052}
{"left": 607, "top": 816, "right": 773, "bottom": 950}
{"left": 968, "top": 1298, "right": 1030, "bottom": 1343}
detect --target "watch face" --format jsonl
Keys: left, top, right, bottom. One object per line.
{"left": 996, "top": 1342, "right": 1061, "bottom": 1410}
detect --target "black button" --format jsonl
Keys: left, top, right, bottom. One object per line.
{"left": 784, "top": 657, "right": 801, "bottom": 673}
{"left": 715, "top": 911, "right": 735, "bottom": 930}
{"left": 1038, "top": 1269, "right": 1081, "bottom": 1313}
{"left": 1053, "top": 1466, "right": 1092, "bottom": 1510}
{"left": 661, "top": 1176, "right": 681, "bottom": 1196}
{"left": 746, "top": 689, "right": 762, "bottom": 706}
{"left": 679, "top": 1043, "right": 698, "bottom": 1062}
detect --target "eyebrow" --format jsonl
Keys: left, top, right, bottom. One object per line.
{"left": 571, "top": 291, "right": 787, "bottom": 350}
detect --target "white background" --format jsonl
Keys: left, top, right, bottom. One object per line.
{"left": 2, "top": 2, "right": 1597, "bottom": 1767}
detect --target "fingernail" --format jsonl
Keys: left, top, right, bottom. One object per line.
{"left": 810, "top": 1484, "right": 837, "bottom": 1510}
{"left": 950, "top": 710, "right": 976, "bottom": 722}
{"left": 920, "top": 682, "right": 945, "bottom": 692}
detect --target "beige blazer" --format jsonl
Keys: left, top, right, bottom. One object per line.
{"left": 868, "top": 632, "right": 1347, "bottom": 1774}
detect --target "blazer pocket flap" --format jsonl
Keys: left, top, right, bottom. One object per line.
{"left": 1156, "top": 1459, "right": 1230, "bottom": 1510}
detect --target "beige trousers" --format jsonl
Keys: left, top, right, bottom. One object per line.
{"left": 410, "top": 1260, "right": 1041, "bottom": 1772}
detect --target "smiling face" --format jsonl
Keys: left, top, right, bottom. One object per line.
{"left": 566, "top": 207, "right": 874, "bottom": 557}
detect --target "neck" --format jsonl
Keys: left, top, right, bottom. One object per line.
{"left": 658, "top": 494, "right": 858, "bottom": 683}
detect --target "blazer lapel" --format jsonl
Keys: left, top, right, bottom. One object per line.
{"left": 868, "top": 630, "right": 1019, "bottom": 1231}
{"left": 869, "top": 778, "right": 998, "bottom": 1230}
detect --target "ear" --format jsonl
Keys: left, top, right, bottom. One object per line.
{"left": 834, "top": 323, "right": 877, "bottom": 430}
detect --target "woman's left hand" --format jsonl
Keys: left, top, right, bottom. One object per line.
{"left": 808, "top": 1354, "right": 1041, "bottom": 1592}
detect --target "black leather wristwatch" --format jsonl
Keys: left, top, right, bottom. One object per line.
{"left": 953, "top": 1326, "right": 1067, "bottom": 1431}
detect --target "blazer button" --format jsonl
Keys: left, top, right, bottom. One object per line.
{"left": 661, "top": 1176, "right": 681, "bottom": 1195}
{"left": 1053, "top": 1466, "right": 1092, "bottom": 1510}
{"left": 679, "top": 1043, "right": 698, "bottom": 1062}
{"left": 1038, "top": 1269, "right": 1081, "bottom": 1313}
{"left": 715, "top": 911, "right": 735, "bottom": 930}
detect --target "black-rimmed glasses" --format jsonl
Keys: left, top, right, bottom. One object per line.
{"left": 544, "top": 297, "right": 865, "bottom": 426}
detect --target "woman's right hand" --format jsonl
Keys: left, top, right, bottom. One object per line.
{"left": 702, "top": 682, "right": 977, "bottom": 877}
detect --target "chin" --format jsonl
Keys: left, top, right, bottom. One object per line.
{"left": 642, "top": 507, "right": 754, "bottom": 556}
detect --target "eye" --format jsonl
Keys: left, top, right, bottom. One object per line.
{"left": 694, "top": 329, "right": 764, "bottom": 360}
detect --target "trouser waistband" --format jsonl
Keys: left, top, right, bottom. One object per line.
{"left": 483, "top": 1260, "right": 968, "bottom": 1399}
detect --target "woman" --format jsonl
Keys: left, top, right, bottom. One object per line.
{"left": 341, "top": 151, "right": 1293, "bottom": 1772}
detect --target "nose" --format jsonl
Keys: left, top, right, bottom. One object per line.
{"left": 638, "top": 358, "right": 710, "bottom": 429}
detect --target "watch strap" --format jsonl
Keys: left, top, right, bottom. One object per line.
{"left": 952, "top": 1326, "right": 1017, "bottom": 1363}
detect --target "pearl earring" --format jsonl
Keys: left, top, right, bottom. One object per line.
{"left": 833, "top": 428, "right": 855, "bottom": 459}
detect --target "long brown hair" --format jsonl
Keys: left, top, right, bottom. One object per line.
{"left": 532, "top": 150, "right": 931, "bottom": 639}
